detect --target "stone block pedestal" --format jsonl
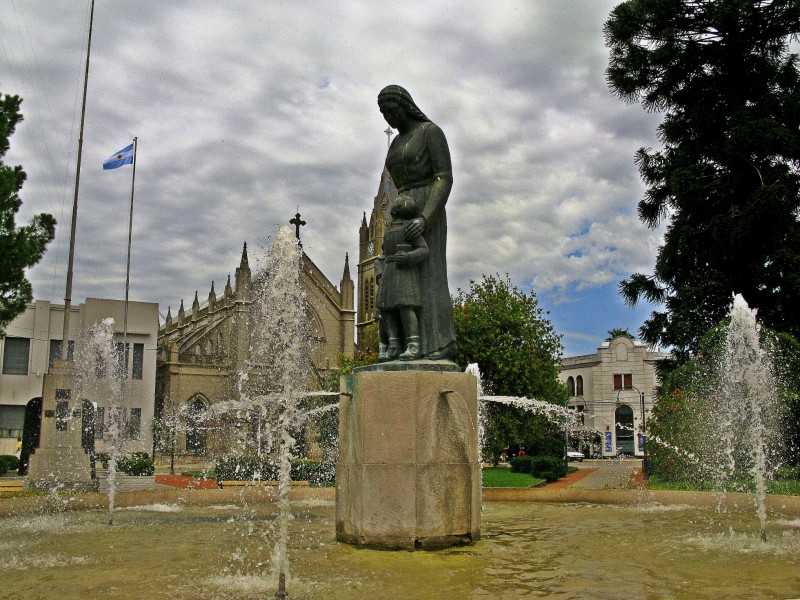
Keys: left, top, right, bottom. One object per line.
{"left": 336, "top": 365, "right": 480, "bottom": 549}
{"left": 27, "top": 360, "right": 95, "bottom": 491}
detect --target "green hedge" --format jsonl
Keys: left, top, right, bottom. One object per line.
{"left": 117, "top": 452, "right": 155, "bottom": 476}
{"left": 775, "top": 465, "right": 800, "bottom": 481}
{"left": 96, "top": 452, "right": 154, "bottom": 476}
{"left": 509, "top": 455, "right": 535, "bottom": 474}
{"left": 0, "top": 455, "right": 20, "bottom": 476}
{"left": 214, "top": 455, "right": 334, "bottom": 486}
{"left": 510, "top": 454, "right": 567, "bottom": 482}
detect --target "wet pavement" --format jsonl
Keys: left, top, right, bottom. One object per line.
{"left": 567, "top": 459, "right": 641, "bottom": 489}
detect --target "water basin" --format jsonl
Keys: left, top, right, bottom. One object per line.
{"left": 2, "top": 489, "right": 799, "bottom": 599}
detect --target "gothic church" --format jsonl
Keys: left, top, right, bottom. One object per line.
{"left": 155, "top": 237, "right": 355, "bottom": 457}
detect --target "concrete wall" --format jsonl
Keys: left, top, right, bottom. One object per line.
{"left": 558, "top": 336, "right": 670, "bottom": 457}
{"left": 0, "top": 298, "right": 158, "bottom": 458}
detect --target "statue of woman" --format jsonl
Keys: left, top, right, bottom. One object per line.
{"left": 377, "top": 85, "right": 457, "bottom": 360}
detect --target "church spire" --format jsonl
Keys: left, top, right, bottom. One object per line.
{"left": 224, "top": 273, "right": 233, "bottom": 298}
{"left": 342, "top": 252, "right": 352, "bottom": 281}
{"left": 235, "top": 242, "right": 252, "bottom": 301}
{"left": 208, "top": 280, "right": 216, "bottom": 306}
{"left": 340, "top": 252, "right": 354, "bottom": 310}
{"left": 239, "top": 242, "right": 249, "bottom": 271}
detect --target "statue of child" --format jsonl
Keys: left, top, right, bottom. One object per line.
{"left": 376, "top": 195, "right": 429, "bottom": 361}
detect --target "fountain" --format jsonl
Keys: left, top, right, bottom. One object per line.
{"left": 3, "top": 271, "right": 799, "bottom": 598}
{"left": 716, "top": 294, "right": 782, "bottom": 542}
{"left": 200, "top": 226, "right": 319, "bottom": 598}
{"left": 642, "top": 294, "right": 788, "bottom": 542}
{"left": 5, "top": 86, "right": 798, "bottom": 597}
{"left": 78, "top": 318, "right": 127, "bottom": 525}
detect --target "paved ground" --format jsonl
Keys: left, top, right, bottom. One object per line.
{"left": 565, "top": 459, "right": 642, "bottom": 489}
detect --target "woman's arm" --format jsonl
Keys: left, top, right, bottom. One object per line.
{"left": 420, "top": 123, "right": 452, "bottom": 228}
{"left": 405, "top": 123, "right": 452, "bottom": 240}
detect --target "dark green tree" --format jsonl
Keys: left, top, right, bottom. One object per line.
{"left": 605, "top": 0, "right": 800, "bottom": 361}
{"left": 452, "top": 274, "right": 567, "bottom": 462}
{"left": 0, "top": 93, "right": 55, "bottom": 334}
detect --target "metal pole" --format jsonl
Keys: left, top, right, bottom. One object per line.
{"left": 122, "top": 137, "right": 137, "bottom": 372}
{"left": 122, "top": 138, "right": 137, "bottom": 348}
{"left": 641, "top": 391, "right": 649, "bottom": 480}
{"left": 61, "top": 0, "right": 95, "bottom": 359}
{"left": 119, "top": 137, "right": 136, "bottom": 451}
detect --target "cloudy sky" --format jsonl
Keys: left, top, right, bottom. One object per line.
{"left": 2, "top": 1, "right": 666, "bottom": 357}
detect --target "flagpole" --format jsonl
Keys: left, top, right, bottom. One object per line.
{"left": 61, "top": 0, "right": 95, "bottom": 359}
{"left": 123, "top": 137, "right": 137, "bottom": 376}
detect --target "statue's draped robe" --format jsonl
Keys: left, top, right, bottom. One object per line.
{"left": 384, "top": 122, "right": 456, "bottom": 357}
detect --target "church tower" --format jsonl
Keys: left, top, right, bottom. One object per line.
{"left": 357, "top": 166, "right": 397, "bottom": 346}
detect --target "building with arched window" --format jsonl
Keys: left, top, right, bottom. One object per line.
{"left": 558, "top": 335, "right": 670, "bottom": 458}
{"left": 155, "top": 240, "right": 355, "bottom": 460}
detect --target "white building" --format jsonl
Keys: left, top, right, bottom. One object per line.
{"left": 0, "top": 298, "right": 158, "bottom": 459}
{"left": 558, "top": 335, "right": 670, "bottom": 457}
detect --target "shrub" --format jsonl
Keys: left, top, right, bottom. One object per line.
{"left": 0, "top": 455, "right": 20, "bottom": 475}
{"left": 96, "top": 452, "right": 154, "bottom": 475}
{"left": 214, "top": 455, "right": 335, "bottom": 485}
{"left": 774, "top": 465, "right": 800, "bottom": 481}
{"left": 510, "top": 455, "right": 535, "bottom": 474}
{"left": 96, "top": 452, "right": 111, "bottom": 469}
{"left": 291, "top": 459, "right": 335, "bottom": 486}
{"left": 116, "top": 452, "right": 154, "bottom": 476}
{"left": 215, "top": 455, "right": 277, "bottom": 481}
{"left": 528, "top": 455, "right": 567, "bottom": 481}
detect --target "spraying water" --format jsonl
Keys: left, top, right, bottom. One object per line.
{"left": 76, "top": 318, "right": 126, "bottom": 525}
{"left": 647, "top": 294, "right": 784, "bottom": 542}
{"left": 238, "top": 227, "right": 312, "bottom": 597}
{"left": 714, "top": 294, "right": 781, "bottom": 542}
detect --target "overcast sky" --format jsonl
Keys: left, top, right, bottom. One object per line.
{"left": 2, "top": 1, "right": 666, "bottom": 357}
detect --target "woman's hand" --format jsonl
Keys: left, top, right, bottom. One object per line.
{"left": 404, "top": 217, "right": 425, "bottom": 241}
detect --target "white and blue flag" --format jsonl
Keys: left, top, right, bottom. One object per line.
{"left": 103, "top": 143, "right": 134, "bottom": 170}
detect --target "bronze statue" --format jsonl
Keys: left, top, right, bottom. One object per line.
{"left": 376, "top": 196, "right": 429, "bottom": 361}
{"left": 377, "top": 85, "right": 457, "bottom": 360}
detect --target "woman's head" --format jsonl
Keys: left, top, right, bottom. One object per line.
{"left": 391, "top": 195, "right": 419, "bottom": 219}
{"left": 378, "top": 85, "right": 430, "bottom": 126}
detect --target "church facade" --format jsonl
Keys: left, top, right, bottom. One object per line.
{"left": 356, "top": 167, "right": 397, "bottom": 346}
{"left": 155, "top": 240, "right": 355, "bottom": 458}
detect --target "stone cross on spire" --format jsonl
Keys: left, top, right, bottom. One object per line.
{"left": 384, "top": 126, "right": 394, "bottom": 148}
{"left": 290, "top": 211, "right": 306, "bottom": 245}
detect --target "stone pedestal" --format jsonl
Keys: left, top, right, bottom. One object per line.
{"left": 27, "top": 360, "right": 95, "bottom": 491}
{"left": 336, "top": 364, "right": 480, "bottom": 549}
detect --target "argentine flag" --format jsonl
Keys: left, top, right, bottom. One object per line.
{"left": 103, "top": 143, "right": 134, "bottom": 170}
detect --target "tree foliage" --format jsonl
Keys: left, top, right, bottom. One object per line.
{"left": 0, "top": 93, "right": 55, "bottom": 334}
{"left": 452, "top": 274, "right": 567, "bottom": 461}
{"left": 606, "top": 327, "right": 635, "bottom": 341}
{"left": 605, "top": 1, "right": 800, "bottom": 360}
